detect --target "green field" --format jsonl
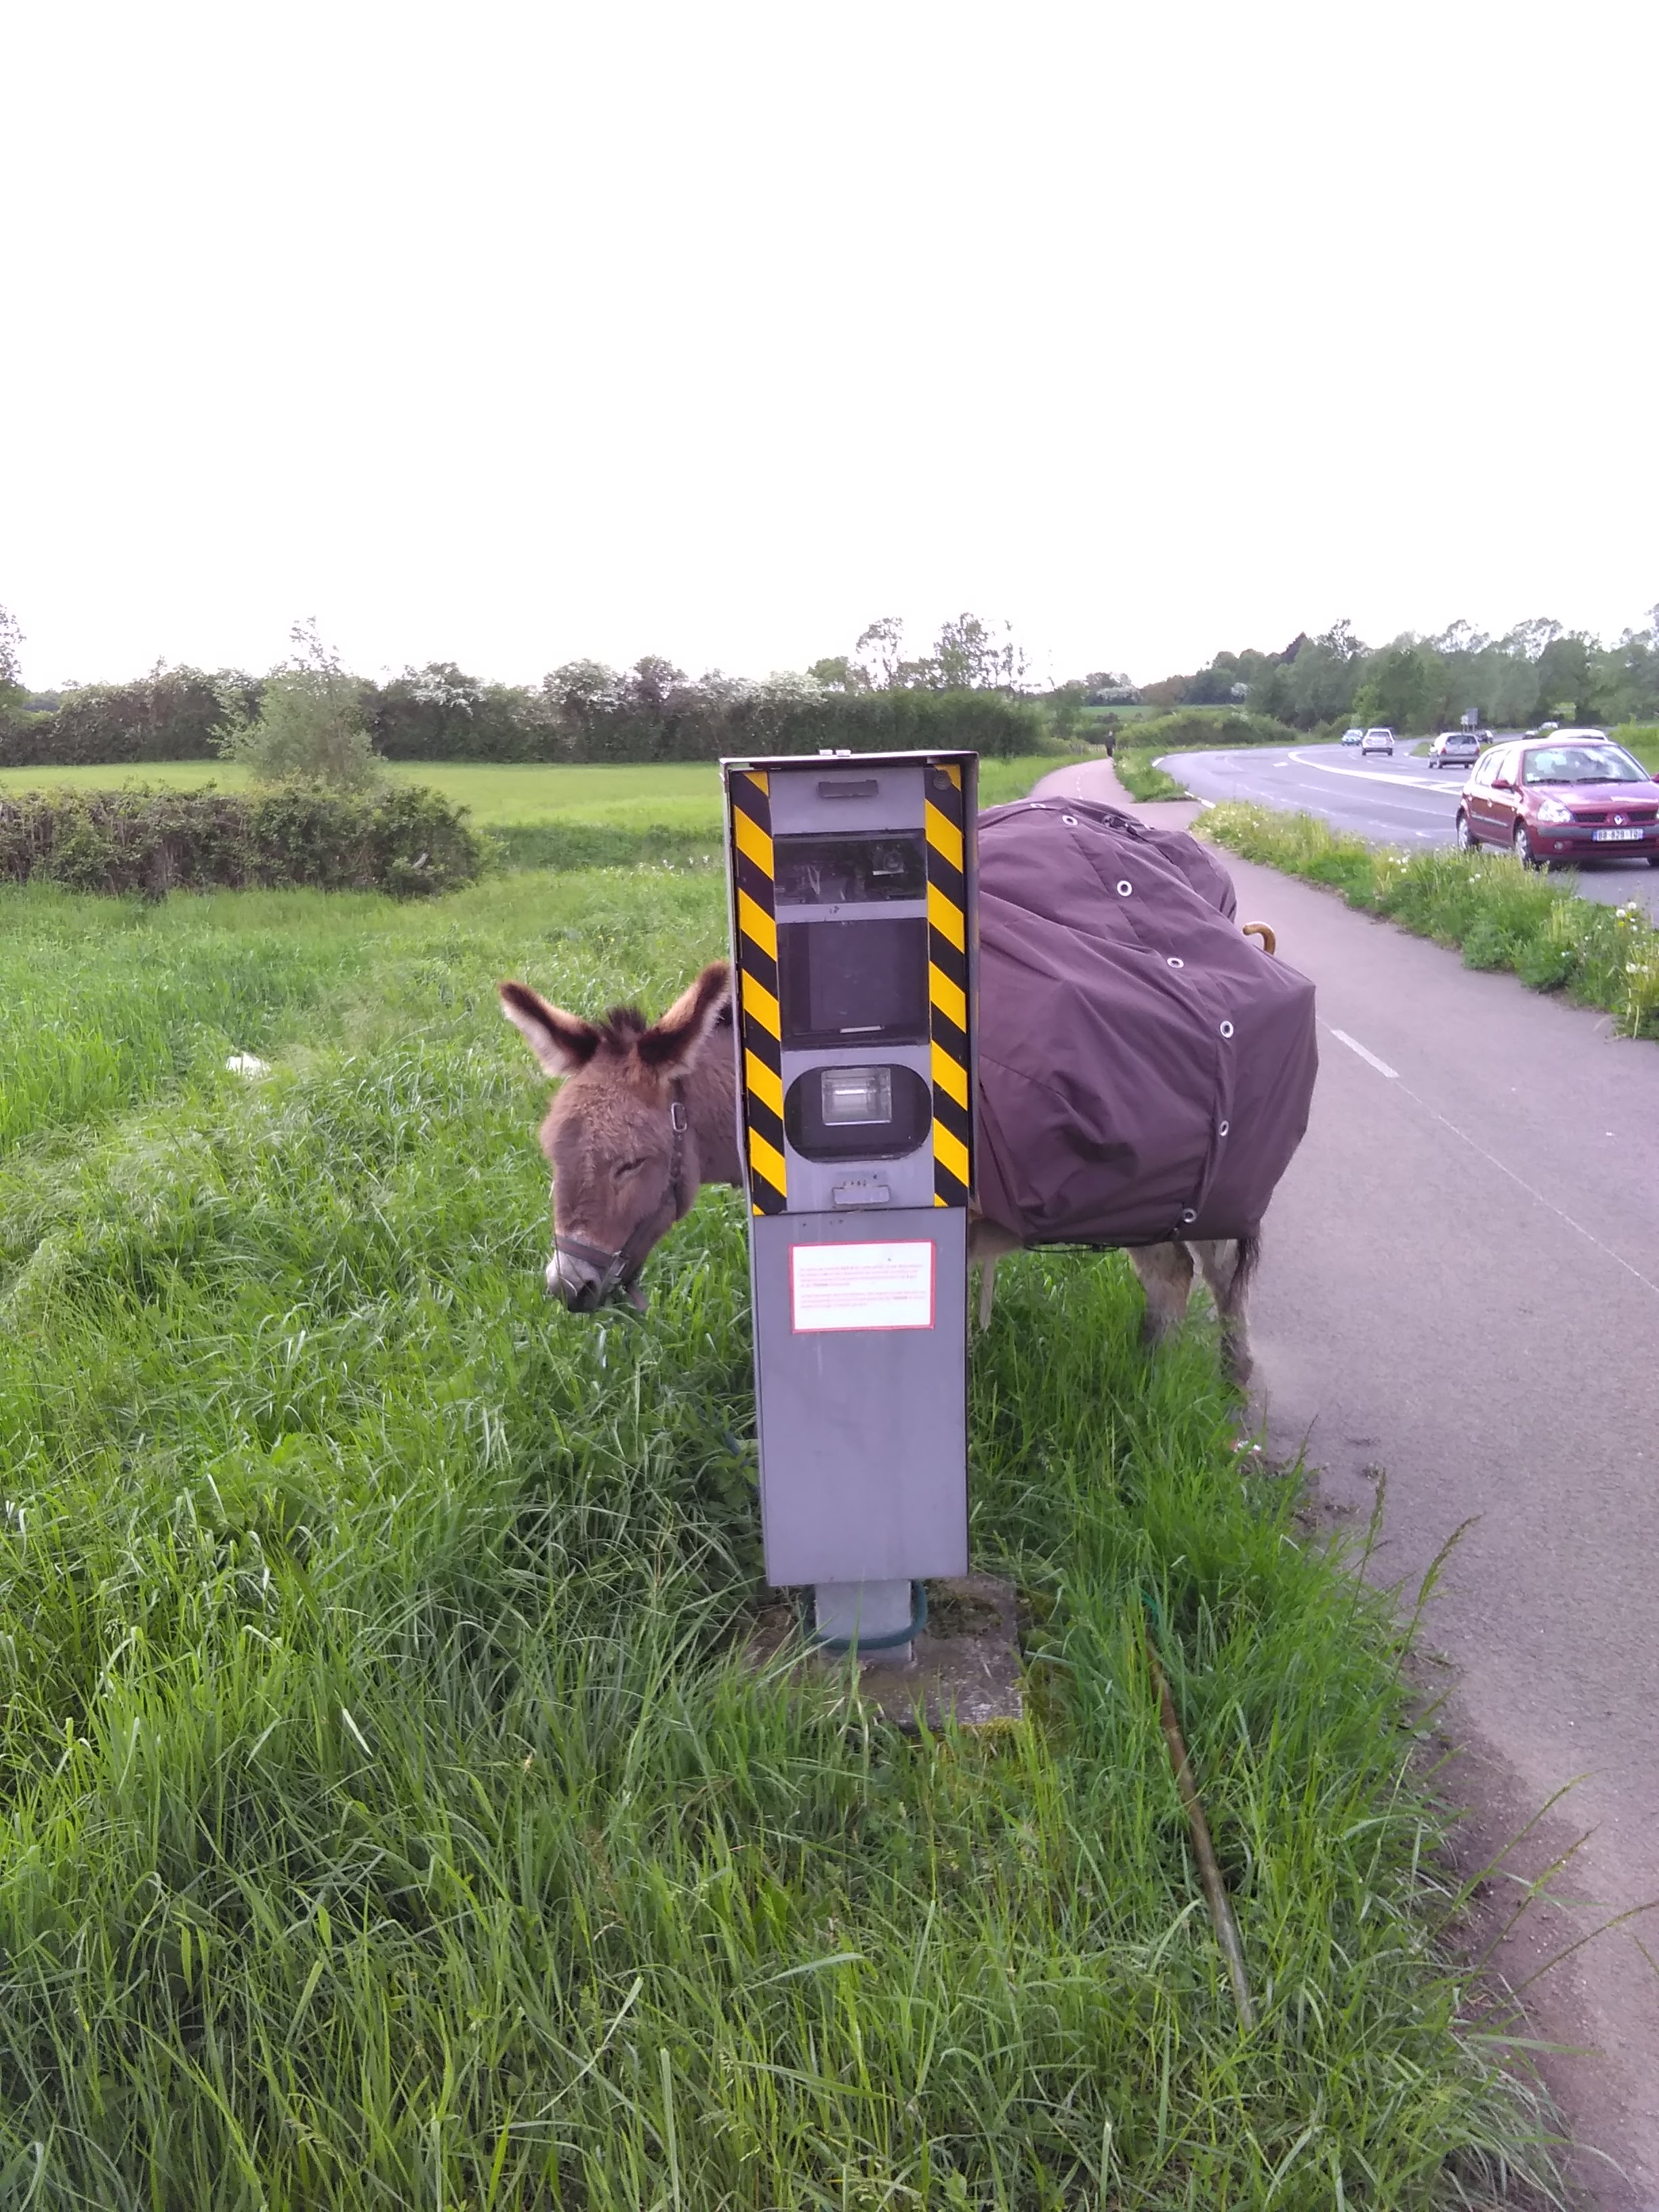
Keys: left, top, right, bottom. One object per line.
{"left": 0, "top": 754, "right": 1069, "bottom": 827}
{"left": 0, "top": 812, "right": 1557, "bottom": 2203}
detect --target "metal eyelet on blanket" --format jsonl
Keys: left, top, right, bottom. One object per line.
{"left": 1219, "top": 1120, "right": 1229, "bottom": 1136}
{"left": 1181, "top": 1209, "right": 1197, "bottom": 1225}
{"left": 1219, "top": 1020, "right": 1234, "bottom": 1038}
{"left": 1166, "top": 956, "right": 1184, "bottom": 968}
{"left": 1061, "top": 813, "right": 1079, "bottom": 825}
{"left": 1116, "top": 880, "right": 1132, "bottom": 896}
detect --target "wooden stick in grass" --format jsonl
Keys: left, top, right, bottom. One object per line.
{"left": 1143, "top": 1611, "right": 1257, "bottom": 2030}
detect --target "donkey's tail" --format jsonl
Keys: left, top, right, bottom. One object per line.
{"left": 1227, "top": 1231, "right": 1261, "bottom": 1310}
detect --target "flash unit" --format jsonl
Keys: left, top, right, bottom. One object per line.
{"left": 820, "top": 1065, "right": 893, "bottom": 1126}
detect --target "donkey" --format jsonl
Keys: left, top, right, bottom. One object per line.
{"left": 499, "top": 959, "right": 1260, "bottom": 1380}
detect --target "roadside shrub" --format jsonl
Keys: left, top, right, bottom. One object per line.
{"left": 0, "top": 784, "right": 485, "bottom": 898}
{"left": 1130, "top": 708, "right": 1303, "bottom": 752}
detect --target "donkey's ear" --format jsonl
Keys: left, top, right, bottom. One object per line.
{"left": 638, "top": 960, "right": 733, "bottom": 1071}
{"left": 499, "top": 981, "right": 601, "bottom": 1078}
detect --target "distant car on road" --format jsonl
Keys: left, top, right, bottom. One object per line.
{"left": 1429, "top": 730, "right": 1482, "bottom": 768}
{"left": 1455, "top": 735, "right": 1659, "bottom": 867}
{"left": 1360, "top": 727, "right": 1395, "bottom": 757}
{"left": 1341, "top": 726, "right": 1364, "bottom": 747}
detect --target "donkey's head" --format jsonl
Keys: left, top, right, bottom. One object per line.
{"left": 499, "top": 960, "right": 732, "bottom": 1311}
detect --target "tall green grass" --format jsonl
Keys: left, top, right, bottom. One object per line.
{"left": 0, "top": 870, "right": 1559, "bottom": 2205}
{"left": 1204, "top": 802, "right": 1659, "bottom": 1038}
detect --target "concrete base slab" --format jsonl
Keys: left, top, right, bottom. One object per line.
{"left": 751, "top": 1576, "right": 1024, "bottom": 1732}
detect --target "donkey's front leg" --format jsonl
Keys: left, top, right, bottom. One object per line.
{"left": 1128, "top": 1240, "right": 1194, "bottom": 1347}
{"left": 967, "top": 1216, "right": 1023, "bottom": 1333}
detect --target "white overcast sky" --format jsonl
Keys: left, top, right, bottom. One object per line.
{"left": 5, "top": 0, "right": 1656, "bottom": 691}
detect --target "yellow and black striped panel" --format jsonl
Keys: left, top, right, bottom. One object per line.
{"left": 924, "top": 761, "right": 973, "bottom": 1208}
{"left": 728, "top": 770, "right": 787, "bottom": 1214}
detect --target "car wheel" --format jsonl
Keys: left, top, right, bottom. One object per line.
{"left": 1648, "top": 854, "right": 1659, "bottom": 869}
{"left": 1456, "top": 811, "right": 1475, "bottom": 851}
{"left": 1513, "top": 823, "right": 1538, "bottom": 869}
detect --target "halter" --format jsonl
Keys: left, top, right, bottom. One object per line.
{"left": 551, "top": 1081, "right": 691, "bottom": 1310}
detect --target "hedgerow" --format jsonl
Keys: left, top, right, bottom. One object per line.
{"left": 0, "top": 783, "right": 485, "bottom": 898}
{"left": 1, "top": 668, "right": 1046, "bottom": 770}
{"left": 1125, "top": 708, "right": 1303, "bottom": 752}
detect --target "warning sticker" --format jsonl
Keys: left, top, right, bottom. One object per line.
{"left": 790, "top": 1240, "right": 935, "bottom": 1332}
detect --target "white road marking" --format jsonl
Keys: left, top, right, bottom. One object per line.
{"left": 1301, "top": 758, "right": 1452, "bottom": 794}
{"left": 1327, "top": 1026, "right": 1399, "bottom": 1079}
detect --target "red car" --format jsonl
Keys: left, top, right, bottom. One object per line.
{"left": 1455, "top": 733, "right": 1659, "bottom": 868}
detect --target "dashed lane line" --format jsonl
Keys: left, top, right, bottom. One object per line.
{"left": 1326, "top": 1025, "right": 1399, "bottom": 1079}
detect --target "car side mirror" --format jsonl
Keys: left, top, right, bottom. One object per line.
{"left": 1492, "top": 776, "right": 1513, "bottom": 790}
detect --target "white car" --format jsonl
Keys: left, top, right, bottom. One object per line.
{"left": 1340, "top": 726, "right": 1364, "bottom": 746}
{"left": 1361, "top": 726, "right": 1395, "bottom": 757}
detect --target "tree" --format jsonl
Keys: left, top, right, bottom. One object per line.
{"left": 544, "top": 659, "right": 624, "bottom": 720}
{"left": 625, "top": 656, "right": 685, "bottom": 714}
{"left": 1140, "top": 673, "right": 1188, "bottom": 711}
{"left": 1047, "top": 680, "right": 1089, "bottom": 747}
{"left": 933, "top": 612, "right": 1027, "bottom": 691}
{"left": 853, "top": 617, "right": 905, "bottom": 690}
{"left": 1534, "top": 633, "right": 1592, "bottom": 725}
{"left": 1284, "top": 624, "right": 1369, "bottom": 727}
{"left": 1360, "top": 642, "right": 1444, "bottom": 735}
{"left": 806, "top": 655, "right": 871, "bottom": 693}
{"left": 1498, "top": 616, "right": 1564, "bottom": 662}
{"left": 215, "top": 619, "right": 381, "bottom": 790}
{"left": 0, "top": 604, "right": 23, "bottom": 710}
{"left": 1181, "top": 663, "right": 1240, "bottom": 706}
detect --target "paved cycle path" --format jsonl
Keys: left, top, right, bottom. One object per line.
{"left": 1033, "top": 761, "right": 1659, "bottom": 2209}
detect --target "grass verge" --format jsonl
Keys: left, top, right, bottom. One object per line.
{"left": 1114, "top": 748, "right": 1192, "bottom": 802}
{"left": 0, "top": 865, "right": 1560, "bottom": 2205}
{"left": 1204, "top": 801, "right": 1659, "bottom": 1038}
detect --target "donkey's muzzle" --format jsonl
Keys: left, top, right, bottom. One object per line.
{"left": 546, "top": 1252, "right": 602, "bottom": 1309}
{"left": 545, "top": 1250, "right": 644, "bottom": 1313}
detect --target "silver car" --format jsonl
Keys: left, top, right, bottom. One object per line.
{"left": 1360, "top": 726, "right": 1395, "bottom": 757}
{"left": 1429, "top": 730, "right": 1481, "bottom": 769}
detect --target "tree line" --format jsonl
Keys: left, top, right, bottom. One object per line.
{"left": 0, "top": 611, "right": 1045, "bottom": 770}
{"left": 1139, "top": 613, "right": 1659, "bottom": 735}
{"left": 3, "top": 602, "right": 1656, "bottom": 772}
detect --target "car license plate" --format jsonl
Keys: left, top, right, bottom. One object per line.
{"left": 1593, "top": 827, "right": 1643, "bottom": 842}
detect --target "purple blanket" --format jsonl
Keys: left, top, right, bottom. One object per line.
{"left": 972, "top": 800, "right": 1317, "bottom": 1246}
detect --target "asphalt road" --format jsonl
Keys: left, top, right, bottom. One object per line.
{"left": 1036, "top": 760, "right": 1659, "bottom": 2210}
{"left": 1165, "top": 741, "right": 1659, "bottom": 921}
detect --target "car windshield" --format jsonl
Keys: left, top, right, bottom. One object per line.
{"left": 1521, "top": 746, "right": 1645, "bottom": 786}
